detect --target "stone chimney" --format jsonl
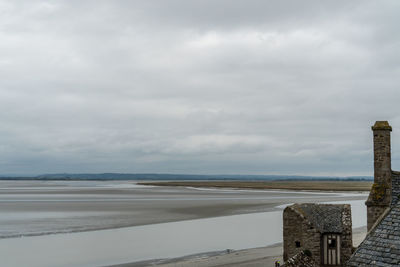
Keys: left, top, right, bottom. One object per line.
{"left": 366, "top": 121, "right": 392, "bottom": 231}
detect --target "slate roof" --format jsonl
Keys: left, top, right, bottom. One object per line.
{"left": 290, "top": 203, "right": 347, "bottom": 233}
{"left": 346, "top": 203, "right": 400, "bottom": 266}
{"left": 283, "top": 251, "right": 317, "bottom": 267}
{"left": 346, "top": 171, "right": 400, "bottom": 266}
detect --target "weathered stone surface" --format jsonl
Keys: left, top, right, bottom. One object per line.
{"left": 391, "top": 171, "right": 400, "bottom": 207}
{"left": 371, "top": 121, "right": 392, "bottom": 131}
{"left": 366, "top": 121, "right": 392, "bottom": 231}
{"left": 283, "top": 203, "right": 352, "bottom": 266}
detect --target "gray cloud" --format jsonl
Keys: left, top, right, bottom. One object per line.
{"left": 0, "top": 0, "right": 400, "bottom": 175}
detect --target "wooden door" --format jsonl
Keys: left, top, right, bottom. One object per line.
{"left": 322, "top": 234, "right": 340, "bottom": 265}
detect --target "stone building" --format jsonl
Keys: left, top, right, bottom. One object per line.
{"left": 346, "top": 121, "right": 400, "bottom": 266}
{"left": 283, "top": 203, "right": 353, "bottom": 266}
{"left": 283, "top": 121, "right": 400, "bottom": 266}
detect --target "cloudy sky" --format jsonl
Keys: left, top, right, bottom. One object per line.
{"left": 1, "top": 0, "right": 400, "bottom": 176}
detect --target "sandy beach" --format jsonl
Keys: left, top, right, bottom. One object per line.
{"left": 111, "top": 227, "right": 367, "bottom": 267}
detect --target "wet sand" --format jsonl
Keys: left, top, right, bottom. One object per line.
{"left": 112, "top": 227, "right": 367, "bottom": 267}
{"left": 0, "top": 180, "right": 368, "bottom": 266}
{"left": 139, "top": 180, "right": 372, "bottom": 191}
{"left": 0, "top": 180, "right": 367, "bottom": 238}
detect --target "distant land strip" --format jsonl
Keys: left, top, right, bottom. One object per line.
{"left": 138, "top": 181, "right": 373, "bottom": 191}
{"left": 0, "top": 173, "right": 373, "bottom": 181}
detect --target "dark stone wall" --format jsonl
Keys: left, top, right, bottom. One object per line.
{"left": 283, "top": 207, "right": 321, "bottom": 265}
{"left": 367, "top": 205, "right": 388, "bottom": 230}
{"left": 341, "top": 205, "right": 353, "bottom": 264}
{"left": 391, "top": 171, "right": 400, "bottom": 207}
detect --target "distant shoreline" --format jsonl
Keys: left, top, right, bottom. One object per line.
{"left": 0, "top": 173, "right": 373, "bottom": 182}
{"left": 138, "top": 180, "right": 373, "bottom": 191}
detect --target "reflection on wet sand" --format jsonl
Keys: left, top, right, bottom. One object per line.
{"left": 0, "top": 180, "right": 367, "bottom": 267}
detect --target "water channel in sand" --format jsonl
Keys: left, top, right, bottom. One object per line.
{"left": 0, "top": 181, "right": 367, "bottom": 266}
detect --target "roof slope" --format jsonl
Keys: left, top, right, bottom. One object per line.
{"left": 347, "top": 171, "right": 400, "bottom": 266}
{"left": 347, "top": 203, "right": 400, "bottom": 266}
{"left": 283, "top": 251, "right": 317, "bottom": 267}
{"left": 291, "top": 203, "right": 346, "bottom": 233}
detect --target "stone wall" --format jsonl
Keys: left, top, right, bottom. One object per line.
{"left": 340, "top": 205, "right": 353, "bottom": 264}
{"left": 391, "top": 171, "right": 400, "bottom": 207}
{"left": 367, "top": 205, "right": 388, "bottom": 230}
{"left": 283, "top": 207, "right": 321, "bottom": 265}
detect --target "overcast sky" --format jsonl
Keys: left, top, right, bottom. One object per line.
{"left": 1, "top": 1, "right": 400, "bottom": 176}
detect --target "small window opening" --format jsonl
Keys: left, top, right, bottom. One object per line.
{"left": 328, "top": 238, "right": 336, "bottom": 248}
{"left": 295, "top": 241, "right": 301, "bottom": 248}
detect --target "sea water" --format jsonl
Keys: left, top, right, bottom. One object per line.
{"left": 0, "top": 199, "right": 366, "bottom": 267}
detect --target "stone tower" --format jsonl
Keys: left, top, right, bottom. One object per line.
{"left": 366, "top": 121, "right": 392, "bottom": 231}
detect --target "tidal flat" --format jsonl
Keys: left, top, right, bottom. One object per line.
{"left": 139, "top": 180, "right": 373, "bottom": 191}
{"left": 0, "top": 180, "right": 368, "bottom": 266}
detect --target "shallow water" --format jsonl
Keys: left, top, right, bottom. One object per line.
{"left": 0, "top": 181, "right": 367, "bottom": 266}
{"left": 0, "top": 201, "right": 366, "bottom": 266}
{"left": 0, "top": 180, "right": 367, "bottom": 238}
{"left": 0, "top": 211, "right": 283, "bottom": 267}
